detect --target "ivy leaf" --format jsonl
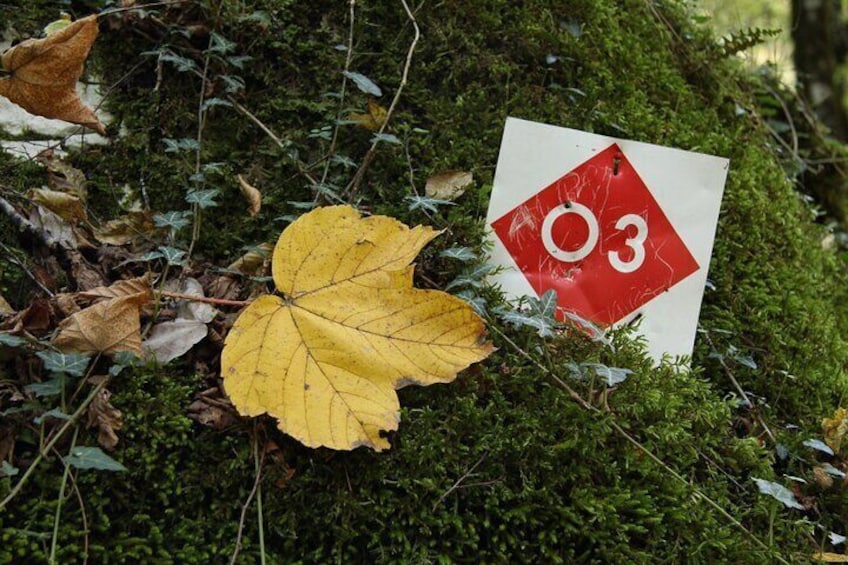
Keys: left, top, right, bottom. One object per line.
{"left": 0, "top": 460, "right": 18, "bottom": 477}
{"left": 804, "top": 438, "right": 835, "bottom": 456}
{"left": 221, "top": 206, "right": 494, "bottom": 451}
{"left": 371, "top": 133, "right": 401, "bottom": 145}
{"left": 64, "top": 446, "right": 127, "bottom": 472}
{"left": 583, "top": 363, "right": 632, "bottom": 386}
{"left": 153, "top": 210, "right": 192, "bottom": 233}
{"left": 158, "top": 246, "right": 187, "bottom": 267}
{"left": 405, "top": 195, "right": 455, "bottom": 213}
{"left": 185, "top": 189, "right": 220, "bottom": 209}
{"left": 33, "top": 407, "right": 72, "bottom": 425}
{"left": 25, "top": 376, "right": 66, "bottom": 398}
{"left": 0, "top": 15, "right": 105, "bottom": 133}
{"left": 753, "top": 478, "right": 804, "bottom": 510}
{"left": 343, "top": 70, "right": 382, "bottom": 96}
{"left": 36, "top": 350, "right": 91, "bottom": 377}
{"left": 440, "top": 247, "right": 477, "bottom": 261}
{"left": 0, "top": 333, "right": 26, "bottom": 348}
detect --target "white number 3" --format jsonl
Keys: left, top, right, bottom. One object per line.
{"left": 607, "top": 214, "right": 647, "bottom": 273}
{"left": 541, "top": 206, "right": 648, "bottom": 274}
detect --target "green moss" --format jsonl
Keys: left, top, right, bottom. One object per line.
{"left": 3, "top": 0, "right": 848, "bottom": 563}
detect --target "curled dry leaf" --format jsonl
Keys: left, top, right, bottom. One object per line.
{"left": 142, "top": 278, "right": 216, "bottom": 364}
{"left": 236, "top": 174, "right": 262, "bottom": 217}
{"left": 37, "top": 150, "right": 88, "bottom": 200}
{"left": 221, "top": 205, "right": 494, "bottom": 451}
{"left": 53, "top": 275, "right": 152, "bottom": 356}
{"left": 30, "top": 188, "right": 87, "bottom": 223}
{"left": 0, "top": 15, "right": 105, "bottom": 134}
{"left": 425, "top": 170, "right": 474, "bottom": 201}
{"left": 347, "top": 98, "right": 388, "bottom": 131}
{"left": 86, "top": 387, "right": 123, "bottom": 450}
{"left": 227, "top": 242, "right": 273, "bottom": 275}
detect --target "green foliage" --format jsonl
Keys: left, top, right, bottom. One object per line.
{"left": 3, "top": 0, "right": 848, "bottom": 562}
{"left": 719, "top": 27, "right": 782, "bottom": 57}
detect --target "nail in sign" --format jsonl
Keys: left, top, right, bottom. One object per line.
{"left": 486, "top": 118, "right": 728, "bottom": 361}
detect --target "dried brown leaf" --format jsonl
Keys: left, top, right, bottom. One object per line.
{"left": 0, "top": 15, "right": 105, "bottom": 133}
{"left": 37, "top": 150, "right": 87, "bottom": 200}
{"left": 30, "top": 188, "right": 87, "bottom": 223}
{"left": 236, "top": 174, "right": 261, "bottom": 217}
{"left": 188, "top": 390, "right": 237, "bottom": 430}
{"left": 52, "top": 293, "right": 80, "bottom": 318}
{"left": 227, "top": 242, "right": 273, "bottom": 275}
{"left": 5, "top": 298, "right": 54, "bottom": 334}
{"left": 425, "top": 170, "right": 473, "bottom": 201}
{"left": 79, "top": 274, "right": 152, "bottom": 302}
{"left": 53, "top": 294, "right": 145, "bottom": 356}
{"left": 347, "top": 98, "right": 387, "bottom": 131}
{"left": 0, "top": 294, "right": 13, "bottom": 315}
{"left": 68, "top": 250, "right": 107, "bottom": 291}
{"left": 86, "top": 387, "right": 123, "bottom": 450}
{"left": 92, "top": 210, "right": 156, "bottom": 245}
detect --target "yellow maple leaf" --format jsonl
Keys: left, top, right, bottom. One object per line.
{"left": 347, "top": 98, "right": 388, "bottom": 131}
{"left": 0, "top": 15, "right": 105, "bottom": 134}
{"left": 221, "top": 205, "right": 494, "bottom": 451}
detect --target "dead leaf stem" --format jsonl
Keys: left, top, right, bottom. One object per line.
{"left": 345, "top": 0, "right": 419, "bottom": 202}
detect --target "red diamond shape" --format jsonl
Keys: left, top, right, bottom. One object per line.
{"left": 491, "top": 143, "right": 699, "bottom": 326}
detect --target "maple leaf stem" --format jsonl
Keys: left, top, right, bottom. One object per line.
{"left": 158, "top": 290, "right": 250, "bottom": 307}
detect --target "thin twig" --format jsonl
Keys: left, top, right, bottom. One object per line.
{"left": 319, "top": 0, "right": 356, "bottom": 187}
{"left": 227, "top": 96, "right": 320, "bottom": 187}
{"left": 702, "top": 333, "right": 776, "bottom": 444}
{"left": 49, "top": 428, "right": 79, "bottom": 565}
{"left": 63, "top": 459, "right": 90, "bottom": 564}
{"left": 0, "top": 195, "right": 60, "bottom": 249}
{"left": 157, "top": 290, "right": 250, "bottom": 307}
{"left": 0, "top": 241, "right": 55, "bottom": 297}
{"left": 186, "top": 51, "right": 212, "bottom": 261}
{"left": 433, "top": 453, "right": 488, "bottom": 511}
{"left": 97, "top": 0, "right": 188, "bottom": 17}
{"left": 345, "top": 0, "right": 420, "bottom": 201}
{"left": 488, "top": 322, "right": 790, "bottom": 564}
{"left": 230, "top": 431, "right": 266, "bottom": 565}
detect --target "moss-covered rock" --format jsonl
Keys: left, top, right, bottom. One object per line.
{"left": 3, "top": 1, "right": 848, "bottom": 563}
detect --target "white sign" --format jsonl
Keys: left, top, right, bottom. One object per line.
{"left": 486, "top": 117, "right": 728, "bottom": 361}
